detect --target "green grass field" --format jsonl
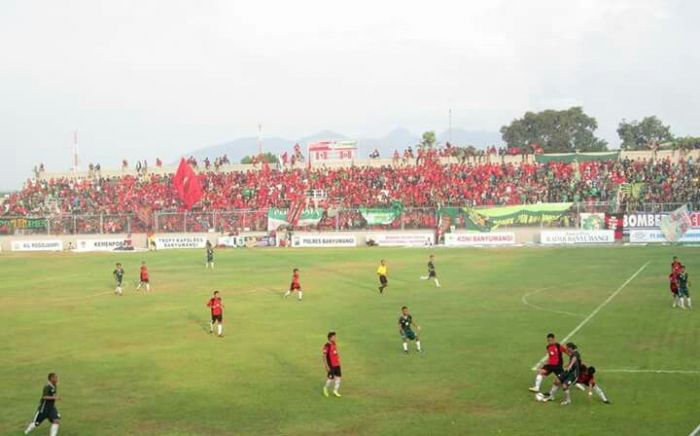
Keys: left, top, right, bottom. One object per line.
{"left": 1, "top": 246, "right": 699, "bottom": 435}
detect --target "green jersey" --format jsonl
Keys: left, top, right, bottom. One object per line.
{"left": 678, "top": 272, "right": 689, "bottom": 289}
{"left": 113, "top": 268, "right": 124, "bottom": 284}
{"left": 399, "top": 314, "right": 413, "bottom": 332}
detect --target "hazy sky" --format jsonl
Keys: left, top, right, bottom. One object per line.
{"left": 1, "top": 0, "right": 699, "bottom": 189}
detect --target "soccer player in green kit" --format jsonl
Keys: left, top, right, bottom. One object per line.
{"left": 398, "top": 306, "right": 422, "bottom": 353}
{"left": 113, "top": 263, "right": 125, "bottom": 296}
{"left": 419, "top": 254, "right": 441, "bottom": 287}
{"left": 24, "top": 373, "right": 61, "bottom": 435}
{"left": 677, "top": 265, "right": 692, "bottom": 309}
{"left": 205, "top": 241, "right": 215, "bottom": 269}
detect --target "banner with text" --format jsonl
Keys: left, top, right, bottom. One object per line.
{"left": 75, "top": 239, "right": 129, "bottom": 252}
{"left": 155, "top": 235, "right": 208, "bottom": 250}
{"left": 217, "top": 236, "right": 245, "bottom": 247}
{"left": 369, "top": 233, "right": 434, "bottom": 247}
{"left": 441, "top": 203, "right": 572, "bottom": 231}
{"left": 267, "top": 208, "right": 324, "bottom": 231}
{"left": 11, "top": 239, "right": 63, "bottom": 252}
{"left": 0, "top": 218, "right": 47, "bottom": 234}
{"left": 358, "top": 208, "right": 402, "bottom": 225}
{"left": 445, "top": 232, "right": 516, "bottom": 247}
{"left": 540, "top": 230, "right": 615, "bottom": 245}
{"left": 291, "top": 234, "right": 357, "bottom": 248}
{"left": 629, "top": 229, "right": 700, "bottom": 244}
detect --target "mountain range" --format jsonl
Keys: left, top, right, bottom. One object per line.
{"left": 181, "top": 128, "right": 502, "bottom": 163}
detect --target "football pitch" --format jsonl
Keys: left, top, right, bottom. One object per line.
{"left": 1, "top": 245, "right": 698, "bottom": 436}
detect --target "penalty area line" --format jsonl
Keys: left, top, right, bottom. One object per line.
{"left": 530, "top": 261, "right": 650, "bottom": 371}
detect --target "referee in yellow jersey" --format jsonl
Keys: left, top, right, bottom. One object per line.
{"left": 377, "top": 259, "right": 388, "bottom": 294}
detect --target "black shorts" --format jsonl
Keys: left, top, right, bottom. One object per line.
{"left": 207, "top": 256, "right": 214, "bottom": 262}
{"left": 379, "top": 275, "right": 388, "bottom": 285}
{"left": 327, "top": 366, "right": 342, "bottom": 379}
{"left": 211, "top": 314, "right": 222, "bottom": 323}
{"left": 34, "top": 407, "right": 60, "bottom": 425}
{"left": 115, "top": 280, "right": 123, "bottom": 286}
{"left": 558, "top": 370, "right": 578, "bottom": 387}
{"left": 542, "top": 364, "right": 563, "bottom": 376}
{"left": 428, "top": 271, "right": 436, "bottom": 278}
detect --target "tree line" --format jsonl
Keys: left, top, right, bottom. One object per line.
{"left": 499, "top": 107, "right": 697, "bottom": 153}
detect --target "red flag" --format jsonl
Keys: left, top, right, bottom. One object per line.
{"left": 173, "top": 158, "right": 203, "bottom": 210}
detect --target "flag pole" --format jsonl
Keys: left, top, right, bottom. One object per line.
{"left": 72, "top": 130, "right": 79, "bottom": 174}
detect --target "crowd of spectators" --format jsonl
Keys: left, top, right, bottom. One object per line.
{"left": 5, "top": 150, "right": 699, "bottom": 224}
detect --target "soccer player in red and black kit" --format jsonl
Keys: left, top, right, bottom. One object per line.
{"left": 670, "top": 256, "right": 683, "bottom": 308}
{"left": 207, "top": 291, "right": 224, "bottom": 337}
{"left": 529, "top": 333, "right": 567, "bottom": 393}
{"left": 322, "top": 331, "right": 342, "bottom": 398}
{"left": 283, "top": 268, "right": 303, "bottom": 301}
{"left": 575, "top": 365, "right": 611, "bottom": 404}
{"left": 136, "top": 261, "right": 150, "bottom": 292}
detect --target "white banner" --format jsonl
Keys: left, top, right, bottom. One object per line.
{"left": 369, "top": 233, "right": 434, "bottom": 247}
{"left": 629, "top": 229, "right": 700, "bottom": 244}
{"left": 11, "top": 239, "right": 63, "bottom": 252}
{"left": 217, "top": 236, "right": 245, "bottom": 247}
{"left": 75, "top": 238, "right": 128, "bottom": 252}
{"left": 540, "top": 230, "right": 615, "bottom": 245}
{"left": 445, "top": 232, "right": 516, "bottom": 247}
{"left": 155, "top": 235, "right": 208, "bottom": 250}
{"left": 291, "top": 234, "right": 357, "bottom": 248}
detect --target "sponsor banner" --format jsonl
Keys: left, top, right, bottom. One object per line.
{"left": 540, "top": 230, "right": 615, "bottom": 245}
{"left": 580, "top": 213, "right": 605, "bottom": 230}
{"left": 629, "top": 229, "right": 700, "bottom": 244}
{"left": 623, "top": 213, "right": 666, "bottom": 229}
{"left": 291, "top": 234, "right": 357, "bottom": 248}
{"left": 369, "top": 233, "right": 434, "bottom": 247}
{"left": 622, "top": 211, "right": 700, "bottom": 235}
{"left": 11, "top": 239, "right": 63, "bottom": 252}
{"left": 444, "top": 232, "right": 516, "bottom": 247}
{"left": 217, "top": 236, "right": 245, "bottom": 247}
{"left": 75, "top": 239, "right": 128, "bottom": 252}
{"left": 154, "top": 235, "right": 208, "bottom": 250}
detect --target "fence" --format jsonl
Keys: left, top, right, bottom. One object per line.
{"left": 1, "top": 203, "right": 698, "bottom": 236}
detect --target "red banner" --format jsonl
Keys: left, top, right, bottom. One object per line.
{"left": 605, "top": 213, "right": 624, "bottom": 240}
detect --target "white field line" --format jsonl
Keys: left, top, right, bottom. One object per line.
{"left": 690, "top": 423, "right": 700, "bottom": 436}
{"left": 530, "top": 261, "right": 650, "bottom": 371}
{"left": 521, "top": 287, "right": 585, "bottom": 318}
{"left": 603, "top": 369, "right": 700, "bottom": 375}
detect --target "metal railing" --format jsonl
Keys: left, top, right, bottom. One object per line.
{"left": 1, "top": 202, "right": 697, "bottom": 236}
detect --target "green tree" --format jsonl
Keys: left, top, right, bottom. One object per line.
{"left": 617, "top": 116, "right": 673, "bottom": 150}
{"left": 500, "top": 107, "right": 608, "bottom": 152}
{"left": 672, "top": 136, "right": 700, "bottom": 150}
{"left": 419, "top": 131, "right": 437, "bottom": 148}
{"left": 240, "top": 152, "right": 279, "bottom": 164}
